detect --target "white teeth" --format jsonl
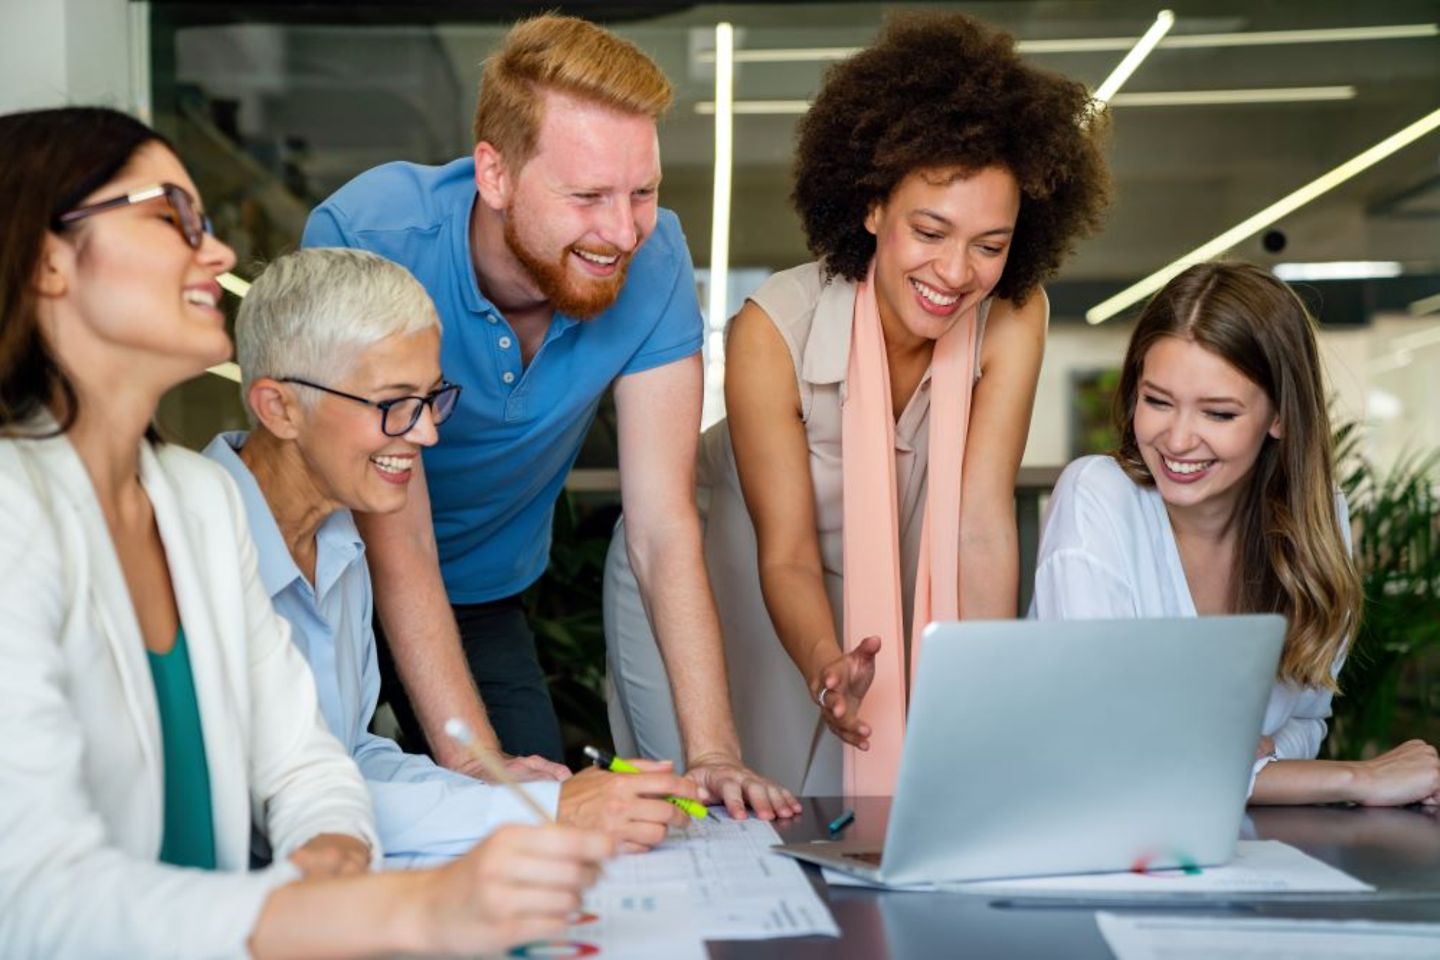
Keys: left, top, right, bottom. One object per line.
{"left": 1164, "top": 457, "right": 1214, "bottom": 475}
{"left": 183, "top": 289, "right": 217, "bottom": 308}
{"left": 574, "top": 249, "right": 619, "bottom": 265}
{"left": 371, "top": 455, "right": 413, "bottom": 474}
{"left": 910, "top": 279, "right": 959, "bottom": 306}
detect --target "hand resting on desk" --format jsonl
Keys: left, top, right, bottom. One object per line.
{"left": 557, "top": 761, "right": 699, "bottom": 853}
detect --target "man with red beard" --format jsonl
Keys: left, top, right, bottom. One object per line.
{"left": 302, "top": 14, "right": 799, "bottom": 820}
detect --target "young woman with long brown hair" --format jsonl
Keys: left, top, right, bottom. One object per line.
{"left": 1032, "top": 261, "right": 1440, "bottom": 805}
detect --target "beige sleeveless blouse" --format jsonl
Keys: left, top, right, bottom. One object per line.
{"left": 692, "top": 262, "right": 989, "bottom": 793}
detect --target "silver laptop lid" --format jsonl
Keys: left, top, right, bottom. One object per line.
{"left": 877, "top": 615, "right": 1285, "bottom": 885}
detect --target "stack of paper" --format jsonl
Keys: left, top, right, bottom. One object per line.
{"left": 822, "top": 840, "right": 1372, "bottom": 896}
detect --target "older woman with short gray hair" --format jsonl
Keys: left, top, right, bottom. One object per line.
{"left": 204, "top": 247, "right": 698, "bottom": 865}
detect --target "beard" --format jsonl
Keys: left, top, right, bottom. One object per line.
{"left": 503, "top": 207, "right": 634, "bottom": 320}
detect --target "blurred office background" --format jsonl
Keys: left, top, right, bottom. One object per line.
{"left": 3, "top": 0, "right": 1438, "bottom": 751}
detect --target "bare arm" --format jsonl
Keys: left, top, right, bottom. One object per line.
{"left": 725, "top": 302, "right": 840, "bottom": 687}
{"left": 353, "top": 458, "right": 501, "bottom": 772}
{"left": 1250, "top": 740, "right": 1440, "bottom": 806}
{"left": 251, "top": 825, "right": 613, "bottom": 959}
{"left": 957, "top": 290, "right": 1049, "bottom": 619}
{"left": 614, "top": 354, "right": 800, "bottom": 819}
{"left": 725, "top": 303, "right": 882, "bottom": 749}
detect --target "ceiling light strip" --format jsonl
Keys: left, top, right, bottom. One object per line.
{"left": 1094, "top": 10, "right": 1176, "bottom": 104}
{"left": 1409, "top": 292, "right": 1440, "bottom": 316}
{"left": 1086, "top": 106, "right": 1440, "bottom": 324}
{"left": 1110, "top": 85, "right": 1354, "bottom": 106}
{"left": 1272, "top": 261, "right": 1402, "bottom": 281}
{"left": 695, "top": 23, "right": 1437, "bottom": 63}
{"left": 707, "top": 22, "right": 735, "bottom": 343}
{"left": 695, "top": 86, "right": 1354, "bottom": 115}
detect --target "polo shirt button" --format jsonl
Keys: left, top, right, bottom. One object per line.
{"left": 486, "top": 315, "right": 498, "bottom": 324}
{"left": 502, "top": 371, "right": 515, "bottom": 384}
{"left": 499, "top": 336, "right": 513, "bottom": 349}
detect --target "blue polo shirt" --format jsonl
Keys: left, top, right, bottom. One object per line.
{"left": 303, "top": 158, "right": 703, "bottom": 602}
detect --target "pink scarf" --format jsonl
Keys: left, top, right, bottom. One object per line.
{"left": 840, "top": 263, "right": 979, "bottom": 796}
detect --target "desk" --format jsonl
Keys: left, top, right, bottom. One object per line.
{"left": 708, "top": 797, "right": 1440, "bottom": 959}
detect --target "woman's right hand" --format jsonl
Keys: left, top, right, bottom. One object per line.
{"left": 1349, "top": 740, "right": 1440, "bottom": 807}
{"left": 812, "top": 635, "right": 882, "bottom": 750}
{"left": 419, "top": 824, "right": 614, "bottom": 956}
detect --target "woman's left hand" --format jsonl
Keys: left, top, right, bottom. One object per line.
{"left": 289, "top": 833, "right": 372, "bottom": 878}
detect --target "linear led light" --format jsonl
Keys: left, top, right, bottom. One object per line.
{"left": 1410, "top": 291, "right": 1440, "bottom": 316}
{"left": 204, "top": 273, "right": 252, "bottom": 382}
{"left": 208, "top": 361, "right": 242, "bottom": 383}
{"left": 694, "top": 23, "right": 1437, "bottom": 62}
{"left": 694, "top": 86, "right": 1355, "bottom": 115}
{"left": 707, "top": 21, "right": 735, "bottom": 350}
{"left": 218, "top": 271, "right": 250, "bottom": 297}
{"left": 1272, "top": 261, "right": 1403, "bottom": 281}
{"left": 1086, "top": 105, "right": 1440, "bottom": 325}
{"left": 1094, "top": 11, "right": 1175, "bottom": 104}
{"left": 1111, "top": 85, "right": 1354, "bottom": 107}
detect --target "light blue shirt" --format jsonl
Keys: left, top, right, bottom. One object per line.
{"left": 202, "top": 432, "right": 559, "bottom": 864}
{"left": 302, "top": 157, "right": 704, "bottom": 602}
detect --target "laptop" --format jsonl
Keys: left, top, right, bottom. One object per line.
{"left": 774, "top": 615, "right": 1285, "bottom": 886}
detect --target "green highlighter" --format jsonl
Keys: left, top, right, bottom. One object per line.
{"left": 582, "top": 745, "right": 710, "bottom": 820}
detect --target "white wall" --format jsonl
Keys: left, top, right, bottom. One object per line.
{"left": 0, "top": 0, "right": 143, "bottom": 115}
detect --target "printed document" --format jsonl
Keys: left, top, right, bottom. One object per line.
{"left": 1096, "top": 913, "right": 1440, "bottom": 960}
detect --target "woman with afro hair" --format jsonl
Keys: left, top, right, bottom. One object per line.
{"left": 605, "top": 12, "right": 1111, "bottom": 797}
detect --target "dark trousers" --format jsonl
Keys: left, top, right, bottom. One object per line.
{"left": 376, "top": 594, "right": 566, "bottom": 764}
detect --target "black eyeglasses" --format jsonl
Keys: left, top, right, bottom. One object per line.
{"left": 54, "top": 182, "right": 214, "bottom": 250}
{"left": 280, "top": 377, "right": 462, "bottom": 437}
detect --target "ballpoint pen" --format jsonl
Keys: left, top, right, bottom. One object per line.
{"left": 582, "top": 745, "right": 710, "bottom": 820}
{"left": 827, "top": 808, "right": 856, "bottom": 835}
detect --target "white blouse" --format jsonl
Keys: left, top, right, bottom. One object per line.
{"left": 1030, "top": 456, "right": 1349, "bottom": 783}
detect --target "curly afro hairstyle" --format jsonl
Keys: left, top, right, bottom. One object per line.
{"left": 792, "top": 12, "right": 1111, "bottom": 304}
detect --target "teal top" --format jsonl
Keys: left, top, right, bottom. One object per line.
{"left": 146, "top": 626, "right": 217, "bottom": 869}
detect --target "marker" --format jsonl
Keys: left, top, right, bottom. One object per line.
{"left": 582, "top": 745, "right": 709, "bottom": 820}
{"left": 827, "top": 808, "right": 856, "bottom": 835}
{"left": 445, "top": 718, "right": 555, "bottom": 824}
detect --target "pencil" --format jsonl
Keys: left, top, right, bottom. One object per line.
{"left": 444, "top": 718, "right": 555, "bottom": 824}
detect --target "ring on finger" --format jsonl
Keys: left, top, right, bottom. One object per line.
{"left": 817, "top": 686, "right": 833, "bottom": 709}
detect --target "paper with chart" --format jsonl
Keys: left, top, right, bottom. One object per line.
{"left": 602, "top": 810, "right": 840, "bottom": 939}
{"left": 1096, "top": 913, "right": 1440, "bottom": 960}
{"left": 505, "top": 810, "right": 838, "bottom": 958}
{"left": 822, "top": 841, "right": 1371, "bottom": 895}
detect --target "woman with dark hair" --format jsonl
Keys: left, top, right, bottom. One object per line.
{"left": 1032, "top": 261, "right": 1440, "bottom": 805}
{"left": 606, "top": 13, "right": 1110, "bottom": 796}
{"left": 0, "top": 107, "right": 610, "bottom": 958}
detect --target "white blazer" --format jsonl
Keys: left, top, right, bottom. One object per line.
{"left": 0, "top": 425, "right": 379, "bottom": 960}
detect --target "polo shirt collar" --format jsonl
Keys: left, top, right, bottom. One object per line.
{"left": 202, "top": 431, "right": 365, "bottom": 602}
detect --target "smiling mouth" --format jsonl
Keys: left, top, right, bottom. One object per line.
{"left": 573, "top": 248, "right": 620, "bottom": 267}
{"left": 371, "top": 455, "right": 414, "bottom": 476}
{"left": 183, "top": 288, "right": 218, "bottom": 308}
{"left": 909, "top": 278, "right": 961, "bottom": 307}
{"left": 1162, "top": 457, "right": 1215, "bottom": 475}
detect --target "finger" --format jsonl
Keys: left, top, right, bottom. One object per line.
{"left": 778, "top": 786, "right": 802, "bottom": 816}
{"left": 620, "top": 773, "right": 699, "bottom": 800}
{"left": 614, "top": 819, "right": 669, "bottom": 851}
{"left": 744, "top": 779, "right": 777, "bottom": 821}
{"left": 502, "top": 853, "right": 595, "bottom": 891}
{"left": 627, "top": 796, "right": 690, "bottom": 827}
{"left": 720, "top": 778, "right": 748, "bottom": 819}
{"left": 505, "top": 886, "right": 587, "bottom": 920}
{"left": 624, "top": 759, "right": 675, "bottom": 773}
